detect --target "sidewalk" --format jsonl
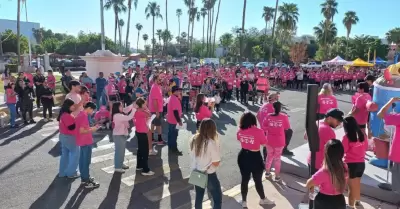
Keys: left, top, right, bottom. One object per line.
{"left": 200, "top": 173, "right": 397, "bottom": 209}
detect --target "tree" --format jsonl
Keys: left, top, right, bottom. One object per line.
{"left": 118, "top": 19, "right": 125, "bottom": 52}
{"left": 320, "top": 0, "right": 338, "bottom": 22}
{"left": 219, "top": 33, "right": 233, "bottom": 49}
{"left": 42, "top": 38, "right": 60, "bottom": 53}
{"left": 212, "top": 0, "right": 222, "bottom": 55}
{"left": 269, "top": 0, "right": 279, "bottom": 65}
{"left": 176, "top": 9, "right": 182, "bottom": 46}
{"left": 343, "top": 11, "right": 359, "bottom": 59}
{"left": 156, "top": 29, "right": 162, "bottom": 44}
{"left": 104, "top": 0, "right": 127, "bottom": 44}
{"left": 189, "top": 7, "right": 200, "bottom": 60}
{"left": 289, "top": 42, "right": 307, "bottom": 65}
{"left": 165, "top": 0, "right": 168, "bottom": 31}
{"left": 142, "top": 33, "right": 149, "bottom": 45}
{"left": 252, "top": 45, "right": 264, "bottom": 61}
{"left": 144, "top": 44, "right": 151, "bottom": 55}
{"left": 1, "top": 30, "right": 29, "bottom": 55}
{"left": 184, "top": 0, "right": 193, "bottom": 59}
{"left": 262, "top": 6, "right": 275, "bottom": 32}
{"left": 161, "top": 29, "right": 173, "bottom": 55}
{"left": 17, "top": 0, "right": 22, "bottom": 65}
{"left": 240, "top": 0, "right": 247, "bottom": 62}
{"left": 386, "top": 28, "right": 400, "bottom": 45}
{"left": 277, "top": 3, "right": 299, "bottom": 34}
{"left": 145, "top": 1, "right": 163, "bottom": 61}
{"left": 200, "top": 7, "right": 207, "bottom": 52}
{"left": 135, "top": 23, "right": 143, "bottom": 51}
{"left": 126, "top": 0, "right": 138, "bottom": 54}
{"left": 32, "top": 28, "right": 43, "bottom": 44}
{"left": 313, "top": 21, "right": 337, "bottom": 48}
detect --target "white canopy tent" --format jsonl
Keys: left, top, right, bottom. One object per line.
{"left": 322, "top": 56, "right": 352, "bottom": 66}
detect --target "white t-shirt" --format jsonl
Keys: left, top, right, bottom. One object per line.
{"left": 1, "top": 73, "right": 10, "bottom": 86}
{"left": 65, "top": 92, "right": 82, "bottom": 116}
{"left": 296, "top": 71, "right": 304, "bottom": 80}
{"left": 190, "top": 137, "right": 221, "bottom": 174}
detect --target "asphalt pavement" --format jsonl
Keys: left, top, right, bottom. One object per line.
{"left": 0, "top": 88, "right": 354, "bottom": 209}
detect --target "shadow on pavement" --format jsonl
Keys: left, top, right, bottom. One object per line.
{"left": 29, "top": 176, "right": 72, "bottom": 209}
{"left": 168, "top": 152, "right": 192, "bottom": 209}
{"left": 0, "top": 121, "right": 47, "bottom": 146}
{"left": 64, "top": 185, "right": 94, "bottom": 209}
{"left": 98, "top": 173, "right": 122, "bottom": 209}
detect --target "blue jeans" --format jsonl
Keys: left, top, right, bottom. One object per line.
{"left": 96, "top": 91, "right": 107, "bottom": 109}
{"left": 113, "top": 135, "right": 127, "bottom": 169}
{"left": 7, "top": 103, "right": 16, "bottom": 126}
{"left": 79, "top": 145, "right": 92, "bottom": 182}
{"left": 167, "top": 123, "right": 178, "bottom": 149}
{"left": 195, "top": 172, "right": 222, "bottom": 209}
{"left": 59, "top": 134, "right": 80, "bottom": 177}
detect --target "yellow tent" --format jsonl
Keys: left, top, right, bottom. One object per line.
{"left": 351, "top": 58, "right": 374, "bottom": 67}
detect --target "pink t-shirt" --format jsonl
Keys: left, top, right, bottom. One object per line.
{"left": 342, "top": 134, "right": 368, "bottom": 163}
{"left": 75, "top": 111, "right": 93, "bottom": 146}
{"left": 118, "top": 80, "right": 126, "bottom": 94}
{"left": 6, "top": 88, "right": 17, "bottom": 104}
{"left": 307, "top": 121, "right": 336, "bottom": 169}
{"left": 237, "top": 126, "right": 267, "bottom": 150}
{"left": 195, "top": 105, "right": 212, "bottom": 121}
{"left": 318, "top": 95, "right": 338, "bottom": 114}
{"left": 257, "top": 103, "right": 274, "bottom": 125}
{"left": 59, "top": 113, "right": 75, "bottom": 135}
{"left": 134, "top": 110, "right": 150, "bottom": 133}
{"left": 312, "top": 168, "right": 346, "bottom": 195}
{"left": 167, "top": 95, "right": 182, "bottom": 124}
{"left": 149, "top": 84, "right": 163, "bottom": 113}
{"left": 262, "top": 113, "right": 290, "bottom": 147}
{"left": 383, "top": 113, "right": 400, "bottom": 163}
{"left": 112, "top": 105, "right": 136, "bottom": 136}
{"left": 47, "top": 75, "right": 56, "bottom": 89}
{"left": 94, "top": 110, "right": 110, "bottom": 121}
{"left": 353, "top": 93, "right": 371, "bottom": 126}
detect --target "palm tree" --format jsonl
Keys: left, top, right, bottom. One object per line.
{"left": 135, "top": 23, "right": 143, "bottom": 51}
{"left": 156, "top": 29, "right": 162, "bottom": 44}
{"left": 17, "top": 0, "right": 21, "bottom": 65}
{"left": 189, "top": 7, "right": 200, "bottom": 60}
{"left": 200, "top": 8, "right": 207, "bottom": 51}
{"left": 161, "top": 29, "right": 173, "bottom": 55}
{"left": 104, "top": 0, "right": 127, "bottom": 44}
{"left": 343, "top": 11, "right": 359, "bottom": 59}
{"left": 277, "top": 3, "right": 299, "bottom": 33}
{"left": 118, "top": 19, "right": 125, "bottom": 53}
{"left": 184, "top": 0, "right": 193, "bottom": 60}
{"left": 176, "top": 9, "right": 182, "bottom": 42}
{"left": 165, "top": 0, "right": 168, "bottom": 30}
{"left": 269, "top": 0, "right": 279, "bottom": 65}
{"left": 212, "top": 0, "right": 222, "bottom": 55}
{"left": 125, "top": 0, "right": 138, "bottom": 54}
{"left": 313, "top": 21, "right": 338, "bottom": 58}
{"left": 143, "top": 33, "right": 149, "bottom": 45}
{"left": 204, "top": 0, "right": 216, "bottom": 57}
{"left": 262, "top": 6, "right": 275, "bottom": 32}
{"left": 145, "top": 1, "right": 163, "bottom": 62}
{"left": 321, "top": 0, "right": 338, "bottom": 22}
{"left": 240, "top": 0, "right": 247, "bottom": 62}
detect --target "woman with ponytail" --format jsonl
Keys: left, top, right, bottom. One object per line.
{"left": 262, "top": 101, "right": 290, "bottom": 181}
{"left": 306, "top": 139, "right": 347, "bottom": 209}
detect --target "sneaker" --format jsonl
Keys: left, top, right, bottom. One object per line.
{"left": 355, "top": 200, "right": 361, "bottom": 206}
{"left": 82, "top": 179, "right": 100, "bottom": 189}
{"left": 24, "top": 121, "right": 29, "bottom": 125}
{"left": 282, "top": 149, "right": 294, "bottom": 156}
{"left": 241, "top": 201, "right": 247, "bottom": 208}
{"left": 259, "top": 198, "right": 274, "bottom": 205}
{"left": 136, "top": 167, "right": 143, "bottom": 171}
{"left": 265, "top": 172, "right": 272, "bottom": 179}
{"left": 29, "top": 120, "right": 36, "bottom": 124}
{"left": 149, "top": 150, "right": 158, "bottom": 156}
{"left": 114, "top": 169, "right": 125, "bottom": 173}
{"left": 122, "top": 164, "right": 129, "bottom": 169}
{"left": 67, "top": 173, "right": 80, "bottom": 179}
{"left": 43, "top": 118, "right": 49, "bottom": 122}
{"left": 48, "top": 118, "right": 53, "bottom": 122}
{"left": 142, "top": 171, "right": 155, "bottom": 176}
{"left": 157, "top": 140, "right": 167, "bottom": 145}
{"left": 274, "top": 176, "right": 281, "bottom": 182}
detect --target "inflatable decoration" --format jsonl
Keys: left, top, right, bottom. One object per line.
{"left": 369, "top": 63, "right": 400, "bottom": 168}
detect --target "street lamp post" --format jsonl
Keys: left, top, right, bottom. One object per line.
{"left": 23, "top": 1, "right": 32, "bottom": 66}
{"left": 100, "top": 0, "right": 105, "bottom": 50}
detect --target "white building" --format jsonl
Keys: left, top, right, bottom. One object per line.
{"left": 0, "top": 19, "right": 40, "bottom": 44}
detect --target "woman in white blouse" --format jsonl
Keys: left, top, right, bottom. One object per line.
{"left": 190, "top": 119, "right": 222, "bottom": 209}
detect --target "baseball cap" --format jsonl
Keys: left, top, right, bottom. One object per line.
{"left": 171, "top": 86, "right": 182, "bottom": 93}
{"left": 325, "top": 108, "right": 344, "bottom": 122}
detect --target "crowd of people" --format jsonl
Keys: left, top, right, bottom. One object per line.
{"left": 2, "top": 63, "right": 398, "bottom": 209}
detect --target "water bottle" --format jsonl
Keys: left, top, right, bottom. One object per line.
{"left": 309, "top": 186, "right": 319, "bottom": 200}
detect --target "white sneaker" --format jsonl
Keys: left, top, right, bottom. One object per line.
{"left": 259, "top": 198, "right": 274, "bottom": 205}
{"left": 149, "top": 150, "right": 157, "bottom": 156}
{"left": 43, "top": 118, "right": 49, "bottom": 122}
{"left": 241, "top": 201, "right": 247, "bottom": 208}
{"left": 114, "top": 169, "right": 125, "bottom": 173}
{"left": 141, "top": 171, "right": 155, "bottom": 176}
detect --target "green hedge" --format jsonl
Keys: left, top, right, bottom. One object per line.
{"left": 5, "top": 64, "right": 18, "bottom": 73}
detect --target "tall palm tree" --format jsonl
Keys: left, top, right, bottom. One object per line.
{"left": 200, "top": 8, "right": 207, "bottom": 51}
{"left": 277, "top": 3, "right": 299, "bottom": 34}
{"left": 135, "top": 23, "right": 143, "bottom": 51}
{"left": 145, "top": 1, "right": 163, "bottom": 61}
{"left": 313, "top": 21, "right": 338, "bottom": 57}
{"left": 321, "top": 0, "right": 338, "bottom": 22}
{"left": 104, "top": 0, "right": 127, "bottom": 44}
{"left": 184, "top": 0, "right": 193, "bottom": 60}
{"left": 156, "top": 29, "right": 162, "bottom": 44}
{"left": 240, "top": 0, "right": 247, "bottom": 62}
{"left": 161, "top": 29, "right": 172, "bottom": 55}
{"left": 189, "top": 7, "right": 199, "bottom": 60}
{"left": 176, "top": 9, "right": 182, "bottom": 42}
{"left": 17, "top": 0, "right": 21, "bottom": 65}
{"left": 343, "top": 11, "right": 359, "bottom": 59}
{"left": 212, "top": 0, "right": 222, "bottom": 54}
{"left": 269, "top": 0, "right": 279, "bottom": 65}
{"left": 165, "top": 0, "right": 168, "bottom": 30}
{"left": 125, "top": 0, "right": 138, "bottom": 54}
{"left": 118, "top": 19, "right": 125, "bottom": 53}
{"left": 143, "top": 33, "right": 149, "bottom": 45}
{"left": 262, "top": 6, "right": 275, "bottom": 32}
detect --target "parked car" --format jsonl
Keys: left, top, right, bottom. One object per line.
{"left": 238, "top": 62, "right": 255, "bottom": 69}
{"left": 275, "top": 63, "right": 288, "bottom": 68}
{"left": 300, "top": 62, "right": 322, "bottom": 68}
{"left": 256, "top": 62, "right": 269, "bottom": 68}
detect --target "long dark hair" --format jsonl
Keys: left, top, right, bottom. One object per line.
{"left": 194, "top": 93, "right": 206, "bottom": 113}
{"left": 272, "top": 101, "right": 282, "bottom": 116}
{"left": 111, "top": 102, "right": 122, "bottom": 122}
{"left": 323, "top": 139, "right": 346, "bottom": 193}
{"left": 57, "top": 99, "right": 75, "bottom": 121}
{"left": 343, "top": 116, "right": 365, "bottom": 142}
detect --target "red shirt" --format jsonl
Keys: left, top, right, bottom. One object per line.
{"left": 59, "top": 113, "right": 75, "bottom": 135}
{"left": 75, "top": 111, "right": 93, "bottom": 146}
{"left": 167, "top": 94, "right": 182, "bottom": 124}
{"left": 6, "top": 88, "right": 17, "bottom": 104}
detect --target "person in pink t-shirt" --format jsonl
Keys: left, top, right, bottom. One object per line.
{"left": 194, "top": 93, "right": 212, "bottom": 129}
{"left": 349, "top": 82, "right": 371, "bottom": 130}
{"left": 237, "top": 112, "right": 274, "bottom": 206}
{"left": 6, "top": 83, "right": 18, "bottom": 128}
{"left": 148, "top": 75, "right": 166, "bottom": 145}
{"left": 262, "top": 101, "right": 290, "bottom": 181}
{"left": 342, "top": 116, "right": 368, "bottom": 208}
{"left": 306, "top": 139, "right": 347, "bottom": 209}
{"left": 167, "top": 86, "right": 183, "bottom": 155}
{"left": 256, "top": 93, "right": 278, "bottom": 125}
{"left": 46, "top": 70, "right": 56, "bottom": 94}
{"left": 317, "top": 83, "right": 338, "bottom": 120}
{"left": 75, "top": 102, "right": 101, "bottom": 189}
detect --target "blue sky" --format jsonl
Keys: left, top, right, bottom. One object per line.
{"left": 1, "top": 0, "right": 399, "bottom": 49}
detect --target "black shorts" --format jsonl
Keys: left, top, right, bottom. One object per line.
{"left": 314, "top": 192, "right": 346, "bottom": 209}
{"left": 109, "top": 95, "right": 118, "bottom": 101}
{"left": 151, "top": 113, "right": 162, "bottom": 126}
{"left": 347, "top": 162, "right": 365, "bottom": 178}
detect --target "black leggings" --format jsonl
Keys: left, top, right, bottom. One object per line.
{"left": 314, "top": 193, "right": 346, "bottom": 209}
{"left": 42, "top": 102, "right": 53, "bottom": 119}
{"left": 238, "top": 149, "right": 265, "bottom": 201}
